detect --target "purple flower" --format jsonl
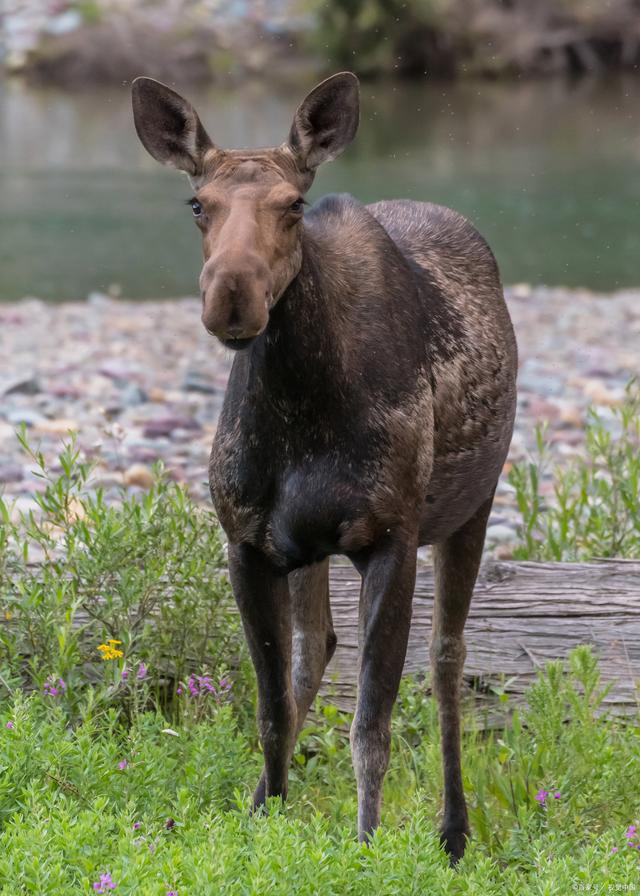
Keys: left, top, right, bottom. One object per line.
{"left": 198, "top": 675, "right": 215, "bottom": 694}
{"left": 92, "top": 872, "right": 116, "bottom": 892}
{"left": 43, "top": 677, "right": 66, "bottom": 697}
{"left": 553, "top": 791, "right": 561, "bottom": 800}
{"left": 137, "top": 663, "right": 147, "bottom": 681}
{"left": 167, "top": 891, "right": 178, "bottom": 895}
{"left": 188, "top": 675, "right": 199, "bottom": 697}
{"left": 6, "top": 721, "right": 14, "bottom": 730}
{"left": 132, "top": 821, "right": 141, "bottom": 830}
{"left": 176, "top": 685, "right": 183, "bottom": 696}
{"left": 121, "top": 668, "right": 129, "bottom": 681}
{"left": 117, "top": 759, "right": 128, "bottom": 771}
{"left": 625, "top": 825, "right": 637, "bottom": 839}
{"left": 219, "top": 677, "right": 232, "bottom": 692}
{"left": 611, "top": 846, "right": 619, "bottom": 854}
{"left": 534, "top": 789, "right": 548, "bottom": 805}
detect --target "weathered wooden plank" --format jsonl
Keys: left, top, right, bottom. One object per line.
{"left": 322, "top": 560, "right": 640, "bottom": 713}
{"left": 5, "top": 560, "right": 639, "bottom": 719}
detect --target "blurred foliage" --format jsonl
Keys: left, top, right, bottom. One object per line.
{"left": 305, "top": 0, "right": 640, "bottom": 78}
{"left": 510, "top": 380, "right": 640, "bottom": 561}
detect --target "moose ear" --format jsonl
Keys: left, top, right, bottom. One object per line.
{"left": 131, "top": 77, "right": 214, "bottom": 177}
{"left": 288, "top": 72, "right": 359, "bottom": 171}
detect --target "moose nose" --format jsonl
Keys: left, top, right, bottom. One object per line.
{"left": 199, "top": 256, "right": 271, "bottom": 345}
{"left": 225, "top": 322, "right": 247, "bottom": 339}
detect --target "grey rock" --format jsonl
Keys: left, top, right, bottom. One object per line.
{"left": 182, "top": 371, "right": 218, "bottom": 394}
{"left": 6, "top": 408, "right": 44, "bottom": 427}
{"left": 121, "top": 384, "right": 148, "bottom": 406}
{"left": 0, "top": 464, "right": 24, "bottom": 483}
{"left": 3, "top": 376, "right": 41, "bottom": 396}
{"left": 485, "top": 524, "right": 517, "bottom": 544}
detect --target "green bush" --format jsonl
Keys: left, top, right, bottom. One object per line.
{"left": 509, "top": 381, "right": 640, "bottom": 561}
{"left": 0, "top": 433, "right": 246, "bottom": 725}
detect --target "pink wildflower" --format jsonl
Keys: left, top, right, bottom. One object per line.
{"left": 6, "top": 721, "right": 14, "bottom": 730}
{"left": 137, "top": 663, "right": 147, "bottom": 680}
{"left": 92, "top": 871, "right": 116, "bottom": 892}
{"left": 534, "top": 789, "right": 548, "bottom": 805}
{"left": 117, "top": 759, "right": 128, "bottom": 771}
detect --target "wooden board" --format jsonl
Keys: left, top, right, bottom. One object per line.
{"left": 322, "top": 560, "right": 640, "bottom": 715}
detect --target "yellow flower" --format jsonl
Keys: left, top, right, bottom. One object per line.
{"left": 97, "top": 643, "right": 124, "bottom": 661}
{"left": 107, "top": 639, "right": 122, "bottom": 646}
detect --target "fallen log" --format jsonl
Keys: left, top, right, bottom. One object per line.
{"left": 322, "top": 560, "right": 640, "bottom": 716}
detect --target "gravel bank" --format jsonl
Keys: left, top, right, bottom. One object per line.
{"left": 1, "top": 285, "right": 638, "bottom": 557}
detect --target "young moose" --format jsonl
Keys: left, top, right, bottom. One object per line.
{"left": 132, "top": 73, "right": 517, "bottom": 862}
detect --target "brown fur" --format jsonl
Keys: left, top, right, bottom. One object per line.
{"left": 132, "top": 72, "right": 517, "bottom": 863}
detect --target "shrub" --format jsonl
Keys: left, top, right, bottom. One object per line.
{"left": 509, "top": 381, "right": 640, "bottom": 561}
{"left": 0, "top": 433, "right": 246, "bottom": 725}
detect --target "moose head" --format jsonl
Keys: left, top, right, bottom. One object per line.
{"left": 132, "top": 73, "right": 359, "bottom": 348}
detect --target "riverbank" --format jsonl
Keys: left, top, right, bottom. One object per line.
{"left": 4, "top": 0, "right": 640, "bottom": 86}
{"left": 0, "top": 285, "right": 638, "bottom": 557}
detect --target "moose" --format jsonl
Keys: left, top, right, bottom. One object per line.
{"left": 132, "top": 72, "right": 517, "bottom": 863}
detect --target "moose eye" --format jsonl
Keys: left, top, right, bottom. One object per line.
{"left": 190, "top": 199, "right": 202, "bottom": 217}
{"left": 289, "top": 199, "right": 304, "bottom": 214}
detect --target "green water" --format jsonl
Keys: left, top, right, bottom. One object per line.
{"left": 1, "top": 76, "right": 639, "bottom": 300}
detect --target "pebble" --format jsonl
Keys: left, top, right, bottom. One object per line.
{"left": 485, "top": 524, "right": 517, "bottom": 544}
{"left": 34, "top": 418, "right": 80, "bottom": 435}
{"left": 123, "top": 464, "right": 155, "bottom": 489}
{"left": 3, "top": 376, "right": 41, "bottom": 396}
{"left": 0, "top": 286, "right": 638, "bottom": 557}
{"left": 0, "top": 464, "right": 24, "bottom": 484}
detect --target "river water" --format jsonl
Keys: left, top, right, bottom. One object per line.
{"left": 1, "top": 75, "right": 639, "bottom": 300}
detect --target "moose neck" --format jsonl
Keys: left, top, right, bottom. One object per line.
{"left": 246, "top": 224, "right": 355, "bottom": 403}
{"left": 239, "top": 198, "right": 429, "bottom": 421}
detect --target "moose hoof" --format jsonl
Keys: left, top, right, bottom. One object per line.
{"left": 439, "top": 825, "right": 469, "bottom": 865}
{"left": 251, "top": 773, "right": 267, "bottom": 813}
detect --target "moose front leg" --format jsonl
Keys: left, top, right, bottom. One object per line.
{"left": 253, "top": 559, "right": 336, "bottom": 806}
{"left": 350, "top": 533, "right": 417, "bottom": 841}
{"left": 228, "top": 543, "right": 297, "bottom": 808}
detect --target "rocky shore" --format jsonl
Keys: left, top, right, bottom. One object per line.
{"left": 1, "top": 285, "right": 638, "bottom": 557}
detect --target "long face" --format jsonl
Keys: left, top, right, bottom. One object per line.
{"left": 132, "top": 74, "right": 360, "bottom": 349}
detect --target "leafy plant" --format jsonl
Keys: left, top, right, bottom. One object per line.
{"left": 0, "top": 432, "right": 244, "bottom": 724}
{"left": 1, "top": 648, "right": 639, "bottom": 893}
{"left": 509, "top": 380, "right": 640, "bottom": 560}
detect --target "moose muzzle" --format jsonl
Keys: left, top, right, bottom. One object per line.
{"left": 199, "top": 254, "right": 271, "bottom": 348}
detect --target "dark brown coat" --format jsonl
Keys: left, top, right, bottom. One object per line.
{"left": 132, "top": 72, "right": 517, "bottom": 863}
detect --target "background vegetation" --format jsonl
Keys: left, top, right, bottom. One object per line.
{"left": 5, "top": 0, "right": 640, "bottom": 84}
{"left": 0, "top": 392, "right": 639, "bottom": 891}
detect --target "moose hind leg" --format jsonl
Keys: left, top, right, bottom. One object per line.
{"left": 431, "top": 493, "right": 494, "bottom": 864}
{"left": 351, "top": 534, "right": 417, "bottom": 841}
{"left": 253, "top": 559, "right": 336, "bottom": 806}
{"left": 290, "top": 559, "right": 337, "bottom": 724}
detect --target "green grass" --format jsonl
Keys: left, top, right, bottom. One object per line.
{"left": 0, "top": 648, "right": 639, "bottom": 894}
{"left": 0, "top": 414, "right": 639, "bottom": 893}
